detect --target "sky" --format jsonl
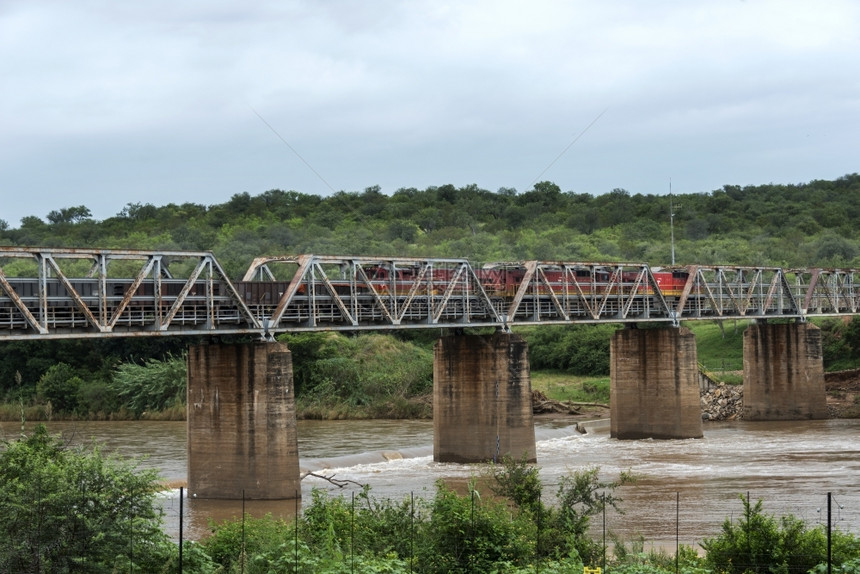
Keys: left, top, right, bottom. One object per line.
{"left": 1, "top": 0, "right": 858, "bottom": 228}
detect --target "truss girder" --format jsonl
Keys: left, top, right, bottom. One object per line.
{"left": 0, "top": 247, "right": 260, "bottom": 339}
{"left": 501, "top": 262, "right": 674, "bottom": 324}
{"left": 674, "top": 266, "right": 801, "bottom": 319}
{"left": 6, "top": 248, "right": 860, "bottom": 340}
{"left": 795, "top": 269, "right": 860, "bottom": 315}
{"left": 254, "top": 255, "right": 504, "bottom": 331}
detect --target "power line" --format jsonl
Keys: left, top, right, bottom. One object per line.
{"left": 529, "top": 108, "right": 608, "bottom": 188}
{"left": 249, "top": 106, "right": 337, "bottom": 194}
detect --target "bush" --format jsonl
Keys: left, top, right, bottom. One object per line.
{"left": 110, "top": 353, "right": 186, "bottom": 416}
{"left": 417, "top": 481, "right": 534, "bottom": 572}
{"left": 523, "top": 324, "right": 618, "bottom": 375}
{"left": 283, "top": 332, "right": 433, "bottom": 416}
{"left": 0, "top": 424, "right": 175, "bottom": 571}
{"left": 702, "top": 494, "right": 827, "bottom": 573}
{"left": 75, "top": 379, "right": 120, "bottom": 416}
{"left": 35, "top": 362, "right": 81, "bottom": 413}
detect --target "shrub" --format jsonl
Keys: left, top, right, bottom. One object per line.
{"left": 35, "top": 362, "right": 81, "bottom": 413}
{"left": 0, "top": 424, "right": 174, "bottom": 571}
{"left": 111, "top": 353, "right": 186, "bottom": 416}
{"left": 702, "top": 494, "right": 827, "bottom": 573}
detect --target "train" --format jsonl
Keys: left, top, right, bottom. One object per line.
{"left": 240, "top": 263, "right": 691, "bottom": 299}
{"left": 0, "top": 263, "right": 691, "bottom": 331}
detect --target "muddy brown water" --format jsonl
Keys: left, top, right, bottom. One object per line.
{"left": 2, "top": 418, "right": 858, "bottom": 550}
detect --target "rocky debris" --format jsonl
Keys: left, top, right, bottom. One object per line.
{"left": 701, "top": 383, "right": 743, "bottom": 421}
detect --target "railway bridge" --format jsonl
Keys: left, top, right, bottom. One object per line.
{"left": 1, "top": 247, "right": 848, "bottom": 498}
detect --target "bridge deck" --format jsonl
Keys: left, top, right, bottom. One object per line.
{"left": 0, "top": 247, "right": 856, "bottom": 340}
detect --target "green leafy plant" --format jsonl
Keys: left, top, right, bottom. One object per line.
{"left": 701, "top": 494, "right": 828, "bottom": 574}
{"left": 110, "top": 353, "right": 187, "bottom": 416}
{"left": 0, "top": 424, "right": 175, "bottom": 572}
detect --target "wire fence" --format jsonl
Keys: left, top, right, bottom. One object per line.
{"left": 151, "top": 487, "right": 859, "bottom": 573}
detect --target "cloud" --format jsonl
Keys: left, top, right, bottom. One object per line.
{"left": 1, "top": 0, "right": 858, "bottom": 226}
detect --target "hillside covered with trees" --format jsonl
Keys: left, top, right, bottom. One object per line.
{"left": 1, "top": 173, "right": 859, "bottom": 419}
{"left": 3, "top": 173, "right": 860, "bottom": 277}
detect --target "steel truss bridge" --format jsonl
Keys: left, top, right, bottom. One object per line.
{"left": 0, "top": 247, "right": 858, "bottom": 341}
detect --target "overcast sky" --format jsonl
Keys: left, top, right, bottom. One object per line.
{"left": 1, "top": 0, "right": 857, "bottom": 227}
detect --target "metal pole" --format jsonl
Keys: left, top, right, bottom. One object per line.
{"left": 670, "top": 180, "right": 676, "bottom": 266}
{"left": 470, "top": 489, "right": 475, "bottom": 574}
{"left": 241, "top": 490, "right": 246, "bottom": 574}
{"left": 827, "top": 492, "right": 832, "bottom": 574}
{"left": 409, "top": 491, "right": 415, "bottom": 574}
{"left": 602, "top": 493, "right": 606, "bottom": 573}
{"left": 676, "top": 491, "right": 680, "bottom": 574}
{"left": 536, "top": 493, "right": 542, "bottom": 574}
{"left": 179, "top": 487, "right": 184, "bottom": 574}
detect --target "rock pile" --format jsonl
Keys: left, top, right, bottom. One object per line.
{"left": 701, "top": 383, "right": 743, "bottom": 421}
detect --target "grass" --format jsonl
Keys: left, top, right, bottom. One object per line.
{"left": 685, "top": 320, "right": 748, "bottom": 373}
{"left": 531, "top": 371, "right": 610, "bottom": 403}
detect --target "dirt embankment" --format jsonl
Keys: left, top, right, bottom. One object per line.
{"left": 825, "top": 369, "right": 860, "bottom": 418}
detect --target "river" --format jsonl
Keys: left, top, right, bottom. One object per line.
{"left": 1, "top": 418, "right": 858, "bottom": 551}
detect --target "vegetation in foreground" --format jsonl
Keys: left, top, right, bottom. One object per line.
{"left": 1, "top": 429, "right": 858, "bottom": 573}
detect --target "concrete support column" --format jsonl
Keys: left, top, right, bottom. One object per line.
{"left": 433, "top": 332, "right": 536, "bottom": 463}
{"left": 187, "top": 342, "right": 301, "bottom": 499}
{"left": 743, "top": 322, "right": 827, "bottom": 420}
{"left": 610, "top": 327, "right": 703, "bottom": 439}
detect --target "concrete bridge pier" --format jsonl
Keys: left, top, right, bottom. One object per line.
{"left": 743, "top": 321, "right": 828, "bottom": 420}
{"left": 187, "top": 341, "right": 301, "bottom": 499}
{"left": 610, "top": 326, "right": 703, "bottom": 439}
{"left": 433, "top": 332, "right": 536, "bottom": 463}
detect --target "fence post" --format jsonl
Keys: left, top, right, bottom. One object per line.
{"left": 179, "top": 486, "right": 184, "bottom": 574}
{"left": 675, "top": 491, "right": 679, "bottom": 574}
{"left": 295, "top": 490, "right": 299, "bottom": 574}
{"left": 827, "top": 492, "right": 832, "bottom": 574}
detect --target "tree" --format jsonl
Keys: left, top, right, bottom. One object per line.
{"left": 111, "top": 354, "right": 187, "bottom": 416}
{"left": 35, "top": 362, "right": 81, "bottom": 413}
{"left": 46, "top": 205, "right": 92, "bottom": 224}
{"left": 0, "top": 424, "right": 175, "bottom": 572}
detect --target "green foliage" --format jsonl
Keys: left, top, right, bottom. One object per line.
{"left": 5, "top": 174, "right": 860, "bottom": 417}
{"left": 418, "top": 481, "right": 534, "bottom": 572}
{"left": 75, "top": 379, "right": 121, "bottom": 416}
{"left": 701, "top": 494, "right": 828, "bottom": 574}
{"left": 547, "top": 466, "right": 635, "bottom": 562}
{"left": 203, "top": 513, "right": 293, "bottom": 570}
{"left": 487, "top": 457, "right": 634, "bottom": 564}
{"left": 489, "top": 455, "right": 543, "bottom": 514}
{"left": 110, "top": 353, "right": 187, "bottom": 416}
{"left": 282, "top": 332, "right": 433, "bottom": 418}
{"left": 0, "top": 424, "right": 174, "bottom": 572}
{"left": 522, "top": 324, "right": 619, "bottom": 376}
{"left": 821, "top": 316, "right": 860, "bottom": 371}
{"left": 35, "top": 362, "right": 81, "bottom": 413}
{"left": 196, "top": 468, "right": 859, "bottom": 574}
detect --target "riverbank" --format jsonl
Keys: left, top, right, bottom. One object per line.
{"left": 2, "top": 369, "right": 857, "bottom": 422}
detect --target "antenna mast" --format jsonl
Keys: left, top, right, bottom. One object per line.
{"left": 669, "top": 179, "right": 676, "bottom": 266}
